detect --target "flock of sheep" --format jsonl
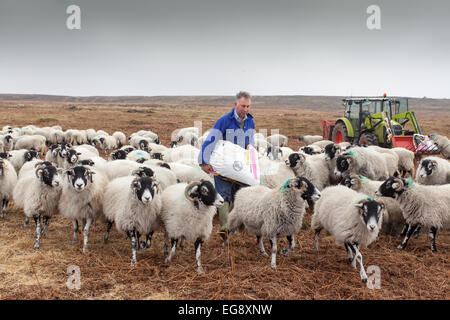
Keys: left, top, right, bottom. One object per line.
{"left": 0, "top": 125, "right": 449, "bottom": 282}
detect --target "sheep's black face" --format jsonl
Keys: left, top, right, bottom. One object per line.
{"left": 267, "top": 146, "right": 281, "bottom": 160}
{"left": 169, "top": 141, "right": 177, "bottom": 148}
{"left": 295, "top": 177, "right": 321, "bottom": 201}
{"left": 25, "top": 150, "right": 38, "bottom": 162}
{"left": 139, "top": 140, "right": 149, "bottom": 152}
{"left": 0, "top": 153, "right": 10, "bottom": 160}
{"left": 335, "top": 156, "right": 350, "bottom": 175}
{"left": 39, "top": 165, "right": 60, "bottom": 187}
{"left": 193, "top": 181, "right": 224, "bottom": 207}
{"left": 355, "top": 200, "right": 383, "bottom": 233}
{"left": 155, "top": 137, "right": 160, "bottom": 145}
{"left": 99, "top": 137, "right": 105, "bottom": 145}
{"left": 78, "top": 159, "right": 95, "bottom": 166}
{"left": 136, "top": 158, "right": 146, "bottom": 164}
{"left": 133, "top": 177, "right": 157, "bottom": 204}
{"left": 375, "top": 177, "right": 404, "bottom": 198}
{"left": 324, "top": 143, "right": 337, "bottom": 160}
{"left": 67, "top": 166, "right": 93, "bottom": 191}
{"left": 66, "top": 149, "right": 80, "bottom": 165}
{"left": 339, "top": 175, "right": 353, "bottom": 188}
{"left": 301, "top": 147, "right": 315, "bottom": 155}
{"left": 111, "top": 150, "right": 127, "bottom": 160}
{"left": 123, "top": 147, "right": 134, "bottom": 154}
{"left": 418, "top": 159, "right": 435, "bottom": 178}
{"left": 59, "top": 143, "right": 70, "bottom": 157}
{"left": 135, "top": 167, "right": 154, "bottom": 178}
{"left": 151, "top": 152, "right": 163, "bottom": 160}
{"left": 286, "top": 153, "right": 301, "bottom": 168}
{"left": 159, "top": 162, "right": 171, "bottom": 170}
{"left": 4, "top": 135, "right": 12, "bottom": 143}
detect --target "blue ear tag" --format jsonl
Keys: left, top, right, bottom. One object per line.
{"left": 345, "top": 150, "right": 355, "bottom": 157}
{"left": 358, "top": 175, "right": 367, "bottom": 181}
{"left": 405, "top": 177, "right": 414, "bottom": 187}
{"left": 279, "top": 178, "right": 292, "bottom": 192}
{"left": 366, "top": 197, "right": 373, "bottom": 201}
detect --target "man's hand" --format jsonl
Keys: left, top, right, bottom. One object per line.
{"left": 200, "top": 164, "right": 214, "bottom": 174}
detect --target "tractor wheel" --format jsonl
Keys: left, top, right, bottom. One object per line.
{"left": 332, "top": 122, "right": 351, "bottom": 144}
{"left": 359, "top": 132, "right": 379, "bottom": 146}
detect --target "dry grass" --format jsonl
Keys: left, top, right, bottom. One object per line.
{"left": 0, "top": 100, "right": 449, "bottom": 300}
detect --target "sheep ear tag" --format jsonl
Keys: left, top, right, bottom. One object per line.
{"left": 279, "top": 179, "right": 292, "bottom": 192}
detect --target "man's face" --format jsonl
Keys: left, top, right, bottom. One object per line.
{"left": 235, "top": 97, "right": 251, "bottom": 120}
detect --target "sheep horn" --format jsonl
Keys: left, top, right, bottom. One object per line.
{"left": 344, "top": 155, "right": 355, "bottom": 165}
{"left": 392, "top": 178, "right": 404, "bottom": 192}
{"left": 298, "top": 153, "right": 306, "bottom": 163}
{"left": 35, "top": 165, "right": 46, "bottom": 178}
{"left": 34, "top": 161, "right": 44, "bottom": 168}
{"left": 184, "top": 181, "right": 201, "bottom": 202}
{"left": 350, "top": 174, "right": 362, "bottom": 191}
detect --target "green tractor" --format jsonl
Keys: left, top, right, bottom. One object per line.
{"left": 321, "top": 96, "right": 439, "bottom": 154}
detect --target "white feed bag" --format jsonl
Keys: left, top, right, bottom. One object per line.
{"left": 209, "top": 140, "right": 260, "bottom": 186}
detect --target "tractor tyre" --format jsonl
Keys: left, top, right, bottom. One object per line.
{"left": 332, "top": 122, "right": 351, "bottom": 144}
{"left": 359, "top": 132, "right": 379, "bottom": 146}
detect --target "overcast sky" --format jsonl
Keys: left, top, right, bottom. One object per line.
{"left": 0, "top": 0, "right": 449, "bottom": 98}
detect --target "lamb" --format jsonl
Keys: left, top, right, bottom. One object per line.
{"left": 284, "top": 153, "right": 331, "bottom": 190}
{"left": 228, "top": 177, "right": 321, "bottom": 268}
{"left": 159, "top": 180, "right": 224, "bottom": 274}
{"left": 298, "top": 135, "right": 323, "bottom": 145}
{"left": 415, "top": 156, "right": 450, "bottom": 185}
{"left": 376, "top": 177, "right": 450, "bottom": 253}
{"left": 340, "top": 174, "right": 405, "bottom": 235}
{"left": 312, "top": 185, "right": 385, "bottom": 282}
{"left": 59, "top": 165, "right": 108, "bottom": 252}
{"left": 0, "top": 158, "right": 17, "bottom": 218}
{"left": 13, "top": 162, "right": 62, "bottom": 249}
{"left": 102, "top": 176, "right": 162, "bottom": 266}
{"left": 334, "top": 147, "right": 396, "bottom": 181}
{"left": 112, "top": 131, "right": 126, "bottom": 148}
{"left": 8, "top": 149, "right": 39, "bottom": 173}
{"left": 266, "top": 134, "right": 288, "bottom": 147}
{"left": 14, "top": 135, "right": 46, "bottom": 153}
{"left": 430, "top": 134, "right": 450, "bottom": 159}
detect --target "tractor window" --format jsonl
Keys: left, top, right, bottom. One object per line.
{"left": 361, "top": 101, "right": 375, "bottom": 121}
{"left": 382, "top": 101, "right": 391, "bottom": 117}
{"left": 375, "top": 101, "right": 382, "bottom": 113}
{"left": 348, "top": 103, "right": 360, "bottom": 120}
{"left": 396, "top": 99, "right": 408, "bottom": 114}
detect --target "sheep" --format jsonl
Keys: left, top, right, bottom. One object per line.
{"left": 266, "top": 134, "right": 288, "bottom": 147}
{"left": 340, "top": 174, "right": 405, "bottom": 235}
{"left": 159, "top": 180, "right": 224, "bottom": 274}
{"left": 8, "top": 149, "right": 39, "bottom": 173}
{"left": 59, "top": 165, "right": 108, "bottom": 252}
{"left": 45, "top": 144, "right": 60, "bottom": 165}
{"left": 376, "top": 177, "right": 450, "bottom": 253}
{"left": 55, "top": 143, "right": 72, "bottom": 168}
{"left": 140, "top": 161, "right": 178, "bottom": 189}
{"left": 63, "top": 147, "right": 100, "bottom": 169}
{"left": 13, "top": 162, "right": 62, "bottom": 249}
{"left": 103, "top": 159, "right": 141, "bottom": 181}
{"left": 334, "top": 147, "right": 396, "bottom": 181}
{"left": 2, "top": 134, "right": 13, "bottom": 152}
{"left": 284, "top": 153, "right": 331, "bottom": 190}
{"left": 310, "top": 139, "right": 335, "bottom": 149}
{"left": 102, "top": 175, "right": 162, "bottom": 266}
{"left": 415, "top": 156, "right": 450, "bottom": 185}
{"left": 85, "top": 129, "right": 97, "bottom": 144}
{"left": 167, "top": 162, "right": 213, "bottom": 183}
{"left": 430, "top": 134, "right": 450, "bottom": 159}
{"left": 112, "top": 131, "right": 126, "bottom": 148}
{"left": 126, "top": 150, "right": 151, "bottom": 163}
{"left": 259, "top": 158, "right": 296, "bottom": 189}
{"left": 133, "top": 130, "right": 160, "bottom": 144}
{"left": 312, "top": 185, "right": 385, "bottom": 282}
{"left": 0, "top": 158, "right": 17, "bottom": 218}
{"left": 100, "top": 135, "right": 117, "bottom": 154}
{"left": 109, "top": 149, "right": 128, "bottom": 160}
{"left": 299, "top": 145, "right": 323, "bottom": 155}
{"left": 323, "top": 143, "right": 343, "bottom": 184}
{"left": 164, "top": 145, "right": 200, "bottom": 163}
{"left": 391, "top": 148, "right": 415, "bottom": 177}
{"left": 171, "top": 127, "right": 199, "bottom": 147}
{"left": 228, "top": 177, "right": 321, "bottom": 268}
{"left": 298, "top": 135, "right": 323, "bottom": 145}
{"left": 14, "top": 135, "right": 46, "bottom": 153}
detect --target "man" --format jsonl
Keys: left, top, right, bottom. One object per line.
{"left": 198, "top": 91, "right": 255, "bottom": 239}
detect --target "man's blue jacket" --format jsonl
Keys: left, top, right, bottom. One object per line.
{"left": 198, "top": 108, "right": 255, "bottom": 165}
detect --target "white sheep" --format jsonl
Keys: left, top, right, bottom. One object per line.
{"left": 392, "top": 147, "right": 415, "bottom": 177}
{"left": 430, "top": 134, "right": 450, "bottom": 159}
{"left": 126, "top": 150, "right": 151, "bottom": 163}
{"left": 416, "top": 156, "right": 450, "bottom": 185}
{"left": 298, "top": 135, "right": 323, "bottom": 145}
{"left": 284, "top": 153, "right": 330, "bottom": 190}
{"left": 312, "top": 185, "right": 385, "bottom": 283}
{"left": 13, "top": 162, "right": 62, "bottom": 249}
{"left": 102, "top": 175, "right": 162, "bottom": 266}
{"left": 8, "top": 149, "right": 39, "bottom": 173}
{"left": 14, "top": 135, "right": 46, "bottom": 153}
{"left": 112, "top": 131, "right": 126, "bottom": 148}
{"left": 167, "top": 162, "right": 213, "bottom": 183}
{"left": 228, "top": 177, "right": 321, "bottom": 268}
{"left": 266, "top": 134, "right": 288, "bottom": 147}
{"left": 376, "top": 177, "right": 450, "bottom": 253}
{"left": 0, "top": 158, "right": 17, "bottom": 218}
{"left": 159, "top": 180, "right": 224, "bottom": 274}
{"left": 59, "top": 165, "right": 108, "bottom": 252}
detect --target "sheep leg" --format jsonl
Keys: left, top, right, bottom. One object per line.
{"left": 429, "top": 227, "right": 438, "bottom": 254}
{"left": 127, "top": 230, "right": 137, "bottom": 267}
{"left": 397, "top": 224, "right": 418, "bottom": 250}
{"left": 82, "top": 217, "right": 92, "bottom": 253}
{"left": 269, "top": 237, "right": 277, "bottom": 268}
{"left": 399, "top": 224, "right": 409, "bottom": 237}
{"left": 1, "top": 199, "right": 6, "bottom": 218}
{"left": 146, "top": 232, "right": 154, "bottom": 249}
{"left": 164, "top": 238, "right": 178, "bottom": 263}
{"left": 257, "top": 236, "right": 268, "bottom": 256}
{"left": 163, "top": 231, "right": 169, "bottom": 256}
{"left": 24, "top": 216, "right": 30, "bottom": 227}
{"left": 41, "top": 216, "right": 50, "bottom": 237}
{"left": 344, "top": 242, "right": 354, "bottom": 262}
{"left": 349, "top": 243, "right": 357, "bottom": 269}
{"left": 194, "top": 238, "right": 204, "bottom": 274}
{"left": 313, "top": 228, "right": 322, "bottom": 251}
{"left": 179, "top": 237, "right": 185, "bottom": 251}
{"left": 350, "top": 243, "right": 368, "bottom": 283}
{"left": 136, "top": 231, "right": 146, "bottom": 251}
{"left": 412, "top": 226, "right": 421, "bottom": 239}
{"left": 281, "top": 235, "right": 295, "bottom": 255}
{"left": 104, "top": 221, "right": 113, "bottom": 244}
{"left": 33, "top": 214, "right": 41, "bottom": 250}
{"left": 72, "top": 219, "right": 79, "bottom": 245}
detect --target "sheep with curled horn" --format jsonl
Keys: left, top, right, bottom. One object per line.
{"left": 102, "top": 175, "right": 162, "bottom": 266}
{"left": 158, "top": 179, "right": 224, "bottom": 274}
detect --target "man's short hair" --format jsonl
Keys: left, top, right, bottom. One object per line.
{"left": 236, "top": 91, "right": 251, "bottom": 100}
